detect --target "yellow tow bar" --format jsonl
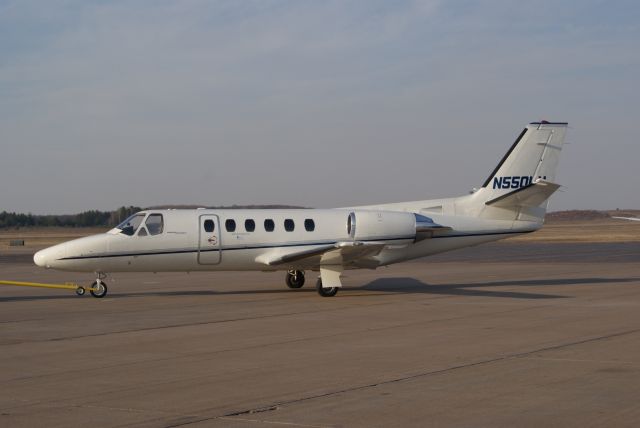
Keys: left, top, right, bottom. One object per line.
{"left": 0, "top": 280, "right": 107, "bottom": 298}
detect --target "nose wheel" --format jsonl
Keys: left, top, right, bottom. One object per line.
{"left": 89, "top": 272, "right": 109, "bottom": 298}
{"left": 90, "top": 280, "right": 108, "bottom": 298}
{"left": 286, "top": 270, "right": 305, "bottom": 289}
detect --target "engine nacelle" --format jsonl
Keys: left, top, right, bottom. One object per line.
{"left": 347, "top": 210, "right": 417, "bottom": 242}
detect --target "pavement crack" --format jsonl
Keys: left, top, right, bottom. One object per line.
{"left": 190, "top": 327, "right": 640, "bottom": 425}
{"left": 228, "top": 405, "right": 280, "bottom": 416}
{"left": 2, "top": 303, "right": 543, "bottom": 384}
{"left": 218, "top": 416, "right": 331, "bottom": 427}
{"left": 5, "top": 303, "right": 387, "bottom": 345}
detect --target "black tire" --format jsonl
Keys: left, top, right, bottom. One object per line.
{"left": 316, "top": 278, "right": 338, "bottom": 297}
{"left": 286, "top": 270, "right": 305, "bottom": 289}
{"left": 90, "top": 281, "right": 108, "bottom": 298}
{"left": 75, "top": 286, "right": 86, "bottom": 296}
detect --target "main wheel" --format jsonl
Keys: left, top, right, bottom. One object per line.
{"left": 316, "top": 278, "right": 338, "bottom": 297}
{"left": 90, "top": 281, "right": 108, "bottom": 298}
{"left": 286, "top": 270, "right": 305, "bottom": 289}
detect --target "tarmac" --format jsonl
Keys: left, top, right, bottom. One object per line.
{"left": 1, "top": 241, "right": 639, "bottom": 427}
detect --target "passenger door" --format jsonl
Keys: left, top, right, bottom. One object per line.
{"left": 198, "top": 215, "right": 221, "bottom": 264}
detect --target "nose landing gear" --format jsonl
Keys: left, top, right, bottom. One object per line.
{"left": 89, "top": 272, "right": 108, "bottom": 298}
{"left": 285, "top": 270, "right": 305, "bottom": 289}
{"left": 90, "top": 280, "right": 108, "bottom": 298}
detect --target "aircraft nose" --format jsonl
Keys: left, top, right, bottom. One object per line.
{"left": 34, "top": 248, "right": 50, "bottom": 268}
{"left": 34, "top": 246, "right": 59, "bottom": 268}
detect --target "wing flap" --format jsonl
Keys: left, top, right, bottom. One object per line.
{"left": 320, "top": 242, "right": 386, "bottom": 265}
{"left": 256, "top": 241, "right": 386, "bottom": 267}
{"left": 255, "top": 244, "right": 334, "bottom": 266}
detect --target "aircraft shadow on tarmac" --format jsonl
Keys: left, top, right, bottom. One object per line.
{"left": 1, "top": 276, "right": 638, "bottom": 302}
{"left": 355, "top": 276, "right": 640, "bottom": 299}
{"left": 356, "top": 277, "right": 587, "bottom": 299}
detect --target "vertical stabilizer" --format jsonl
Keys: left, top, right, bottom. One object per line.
{"left": 468, "top": 121, "right": 568, "bottom": 221}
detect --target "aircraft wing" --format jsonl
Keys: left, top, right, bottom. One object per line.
{"left": 612, "top": 216, "right": 640, "bottom": 222}
{"left": 256, "top": 241, "right": 387, "bottom": 268}
{"left": 485, "top": 180, "right": 561, "bottom": 208}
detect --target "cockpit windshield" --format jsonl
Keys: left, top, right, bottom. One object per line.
{"left": 116, "top": 213, "right": 145, "bottom": 236}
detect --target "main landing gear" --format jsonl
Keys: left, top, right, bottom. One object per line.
{"left": 316, "top": 266, "right": 342, "bottom": 297}
{"left": 285, "top": 268, "right": 342, "bottom": 297}
{"left": 316, "top": 278, "right": 339, "bottom": 297}
{"left": 286, "top": 270, "right": 305, "bottom": 289}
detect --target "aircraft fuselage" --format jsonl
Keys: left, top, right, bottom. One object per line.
{"left": 34, "top": 208, "right": 536, "bottom": 273}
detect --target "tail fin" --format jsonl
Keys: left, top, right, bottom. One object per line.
{"left": 470, "top": 121, "right": 568, "bottom": 221}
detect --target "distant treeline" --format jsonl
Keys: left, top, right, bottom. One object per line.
{"left": 0, "top": 205, "right": 308, "bottom": 229}
{"left": 0, "top": 206, "right": 141, "bottom": 229}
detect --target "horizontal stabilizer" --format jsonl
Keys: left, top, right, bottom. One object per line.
{"left": 485, "top": 180, "right": 561, "bottom": 208}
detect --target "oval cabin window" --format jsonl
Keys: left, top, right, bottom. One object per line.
{"left": 264, "top": 219, "right": 275, "bottom": 232}
{"left": 284, "top": 219, "right": 295, "bottom": 232}
{"left": 304, "top": 219, "right": 315, "bottom": 232}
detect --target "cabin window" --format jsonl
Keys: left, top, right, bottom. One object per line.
{"left": 203, "top": 219, "right": 215, "bottom": 233}
{"left": 138, "top": 227, "right": 148, "bottom": 236}
{"left": 145, "top": 214, "right": 164, "bottom": 235}
{"left": 116, "top": 213, "right": 145, "bottom": 236}
{"left": 264, "top": 219, "right": 275, "bottom": 232}
{"left": 225, "top": 219, "right": 236, "bottom": 232}
{"left": 304, "top": 219, "right": 315, "bottom": 232}
{"left": 284, "top": 219, "right": 295, "bottom": 232}
{"left": 245, "top": 219, "right": 256, "bottom": 232}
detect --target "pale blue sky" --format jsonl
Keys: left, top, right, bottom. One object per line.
{"left": 1, "top": 0, "right": 639, "bottom": 214}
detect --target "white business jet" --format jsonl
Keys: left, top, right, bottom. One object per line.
{"left": 34, "top": 121, "right": 568, "bottom": 298}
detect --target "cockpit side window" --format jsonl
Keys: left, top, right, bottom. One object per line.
{"left": 116, "top": 214, "right": 145, "bottom": 236}
{"left": 145, "top": 214, "right": 164, "bottom": 235}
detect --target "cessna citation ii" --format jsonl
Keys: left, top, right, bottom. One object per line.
{"left": 34, "top": 121, "right": 568, "bottom": 298}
